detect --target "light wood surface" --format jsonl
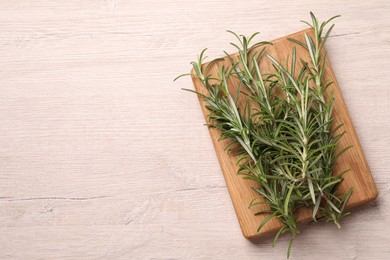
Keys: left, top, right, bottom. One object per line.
{"left": 192, "top": 28, "right": 378, "bottom": 239}
{"left": 0, "top": 1, "right": 389, "bottom": 259}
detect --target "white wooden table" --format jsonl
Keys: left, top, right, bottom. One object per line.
{"left": 0, "top": 1, "right": 389, "bottom": 259}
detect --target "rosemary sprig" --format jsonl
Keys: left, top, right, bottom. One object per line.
{"left": 176, "top": 12, "right": 353, "bottom": 258}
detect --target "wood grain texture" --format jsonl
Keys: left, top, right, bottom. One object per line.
{"left": 192, "top": 28, "right": 378, "bottom": 239}
{"left": 0, "top": 0, "right": 389, "bottom": 259}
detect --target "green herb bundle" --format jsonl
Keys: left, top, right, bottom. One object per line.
{"left": 176, "top": 13, "right": 353, "bottom": 258}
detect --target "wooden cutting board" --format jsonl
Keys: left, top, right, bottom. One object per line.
{"left": 191, "top": 28, "right": 378, "bottom": 239}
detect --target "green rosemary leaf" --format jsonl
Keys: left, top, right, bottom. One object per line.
{"left": 273, "top": 226, "right": 288, "bottom": 247}
{"left": 287, "top": 237, "right": 295, "bottom": 258}
{"left": 257, "top": 212, "right": 278, "bottom": 232}
{"left": 310, "top": 12, "right": 319, "bottom": 36}
{"left": 255, "top": 210, "right": 273, "bottom": 216}
{"left": 308, "top": 178, "right": 316, "bottom": 204}
{"left": 236, "top": 137, "right": 256, "bottom": 161}
{"left": 304, "top": 33, "right": 316, "bottom": 66}
{"left": 300, "top": 20, "right": 312, "bottom": 28}
{"left": 334, "top": 145, "right": 353, "bottom": 160}
{"left": 247, "top": 32, "right": 260, "bottom": 44}
{"left": 263, "top": 174, "right": 286, "bottom": 180}
{"left": 339, "top": 187, "right": 353, "bottom": 213}
{"left": 322, "top": 178, "right": 343, "bottom": 190}
{"left": 326, "top": 199, "right": 341, "bottom": 213}
{"left": 328, "top": 193, "right": 342, "bottom": 203}
{"left": 173, "top": 73, "right": 192, "bottom": 81}
{"left": 309, "top": 143, "right": 337, "bottom": 155}
{"left": 320, "top": 24, "right": 335, "bottom": 52}
{"left": 181, "top": 88, "right": 208, "bottom": 98}
{"left": 284, "top": 184, "right": 295, "bottom": 215}
{"left": 320, "top": 15, "right": 341, "bottom": 36}
{"left": 206, "top": 57, "right": 226, "bottom": 71}
{"left": 251, "top": 41, "right": 273, "bottom": 49}
{"left": 287, "top": 38, "right": 308, "bottom": 50}
{"left": 248, "top": 201, "right": 271, "bottom": 208}
{"left": 249, "top": 196, "right": 270, "bottom": 207}
{"left": 291, "top": 47, "right": 296, "bottom": 77}
{"left": 337, "top": 168, "right": 352, "bottom": 178}
{"left": 312, "top": 194, "right": 322, "bottom": 221}
{"left": 226, "top": 30, "right": 243, "bottom": 45}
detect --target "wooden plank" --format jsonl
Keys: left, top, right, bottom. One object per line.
{"left": 191, "top": 28, "right": 378, "bottom": 239}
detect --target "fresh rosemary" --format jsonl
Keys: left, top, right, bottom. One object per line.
{"left": 176, "top": 13, "right": 353, "bottom": 258}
